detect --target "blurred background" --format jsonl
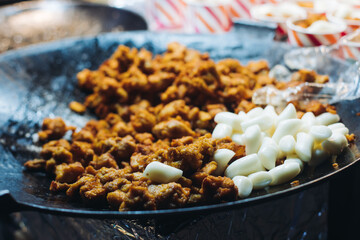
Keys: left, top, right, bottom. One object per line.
{"left": 1, "top": 0, "right": 360, "bottom": 56}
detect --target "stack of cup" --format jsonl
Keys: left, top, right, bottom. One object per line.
{"left": 185, "top": 0, "right": 233, "bottom": 33}
{"left": 229, "top": 0, "right": 265, "bottom": 19}
{"left": 147, "top": 0, "right": 187, "bottom": 31}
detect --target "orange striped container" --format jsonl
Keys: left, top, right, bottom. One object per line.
{"left": 147, "top": 0, "right": 187, "bottom": 31}
{"left": 286, "top": 18, "right": 347, "bottom": 47}
{"left": 341, "top": 44, "right": 360, "bottom": 60}
{"left": 339, "top": 30, "right": 360, "bottom": 60}
{"left": 229, "top": 0, "right": 264, "bottom": 19}
{"left": 185, "top": 1, "right": 232, "bottom": 34}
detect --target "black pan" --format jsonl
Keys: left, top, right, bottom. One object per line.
{"left": 0, "top": 31, "right": 359, "bottom": 219}
{"left": 0, "top": 0, "right": 147, "bottom": 53}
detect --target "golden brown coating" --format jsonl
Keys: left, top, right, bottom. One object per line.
{"left": 152, "top": 118, "right": 196, "bottom": 139}
{"left": 24, "top": 43, "right": 338, "bottom": 211}
{"left": 55, "top": 162, "right": 84, "bottom": 183}
{"left": 69, "top": 101, "right": 86, "bottom": 114}
{"left": 38, "top": 118, "right": 75, "bottom": 141}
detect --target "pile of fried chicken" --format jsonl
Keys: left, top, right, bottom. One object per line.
{"left": 24, "top": 43, "right": 335, "bottom": 211}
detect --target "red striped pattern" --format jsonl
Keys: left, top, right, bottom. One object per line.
{"left": 230, "top": 0, "right": 264, "bottom": 19}
{"left": 288, "top": 28, "right": 344, "bottom": 47}
{"left": 188, "top": 3, "right": 232, "bottom": 33}
{"left": 341, "top": 44, "right": 360, "bottom": 61}
{"left": 149, "top": 0, "right": 187, "bottom": 31}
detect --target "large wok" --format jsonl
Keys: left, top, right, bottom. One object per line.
{"left": 0, "top": 31, "right": 359, "bottom": 219}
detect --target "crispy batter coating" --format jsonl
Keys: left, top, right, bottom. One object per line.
{"left": 38, "top": 118, "right": 75, "bottom": 141}
{"left": 69, "top": 101, "right": 86, "bottom": 114}
{"left": 55, "top": 162, "right": 84, "bottom": 183}
{"left": 152, "top": 118, "right": 196, "bottom": 139}
{"left": 25, "top": 43, "right": 339, "bottom": 211}
{"left": 200, "top": 175, "right": 238, "bottom": 203}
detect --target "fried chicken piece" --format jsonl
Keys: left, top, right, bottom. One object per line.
{"left": 104, "top": 113, "right": 122, "bottom": 126}
{"left": 72, "top": 130, "right": 95, "bottom": 143}
{"left": 45, "top": 159, "right": 56, "bottom": 173}
{"left": 158, "top": 100, "right": 190, "bottom": 121}
{"left": 119, "top": 66, "right": 149, "bottom": 92}
{"left": 104, "top": 177, "right": 132, "bottom": 192}
{"left": 79, "top": 179, "right": 107, "bottom": 204}
{"left": 90, "top": 153, "right": 119, "bottom": 170}
{"left": 69, "top": 101, "right": 86, "bottom": 114}
{"left": 305, "top": 101, "right": 327, "bottom": 116}
{"left": 71, "top": 141, "right": 94, "bottom": 166}
{"left": 40, "top": 139, "right": 71, "bottom": 160}
{"left": 292, "top": 100, "right": 327, "bottom": 116}
{"left": 94, "top": 136, "right": 136, "bottom": 159}
{"left": 171, "top": 136, "right": 194, "bottom": 147}
{"left": 82, "top": 119, "right": 110, "bottom": 136}
{"left": 54, "top": 162, "right": 84, "bottom": 183}
{"left": 77, "top": 68, "right": 97, "bottom": 91}
{"left": 117, "top": 185, "right": 156, "bottom": 211}
{"left": 346, "top": 133, "right": 355, "bottom": 142}
{"left": 111, "top": 121, "right": 134, "bottom": 137}
{"left": 200, "top": 175, "right": 238, "bottom": 203}
{"left": 148, "top": 72, "right": 176, "bottom": 92}
{"left": 130, "top": 149, "right": 167, "bottom": 172}
{"left": 107, "top": 190, "right": 128, "bottom": 209}
{"left": 97, "top": 77, "right": 128, "bottom": 103}
{"left": 148, "top": 183, "right": 190, "bottom": 209}
{"left": 96, "top": 166, "right": 132, "bottom": 184}
{"left": 205, "top": 104, "right": 227, "bottom": 118}
{"left": 50, "top": 181, "right": 70, "bottom": 192}
{"left": 152, "top": 118, "right": 195, "bottom": 139}
{"left": 291, "top": 69, "right": 317, "bottom": 83}
{"left": 315, "top": 74, "right": 329, "bottom": 84}
{"left": 130, "top": 109, "right": 157, "bottom": 133}
{"left": 234, "top": 99, "right": 257, "bottom": 113}
{"left": 167, "top": 135, "right": 216, "bottom": 173}
{"left": 192, "top": 161, "right": 218, "bottom": 186}
{"left": 134, "top": 133, "right": 154, "bottom": 145}
{"left": 40, "top": 145, "right": 73, "bottom": 164}
{"left": 247, "top": 60, "right": 269, "bottom": 74}
{"left": 38, "top": 117, "right": 74, "bottom": 141}
{"left": 216, "top": 59, "right": 243, "bottom": 75}
{"left": 64, "top": 175, "right": 95, "bottom": 197}
{"left": 24, "top": 159, "right": 46, "bottom": 171}
{"left": 107, "top": 136, "right": 136, "bottom": 161}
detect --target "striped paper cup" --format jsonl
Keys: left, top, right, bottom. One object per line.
{"left": 147, "top": 0, "right": 187, "bottom": 31}
{"left": 339, "top": 30, "right": 360, "bottom": 60}
{"left": 229, "top": 0, "right": 264, "bottom": 19}
{"left": 250, "top": 3, "right": 307, "bottom": 40}
{"left": 327, "top": 13, "right": 360, "bottom": 34}
{"left": 185, "top": 0, "right": 232, "bottom": 34}
{"left": 287, "top": 18, "right": 347, "bottom": 47}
